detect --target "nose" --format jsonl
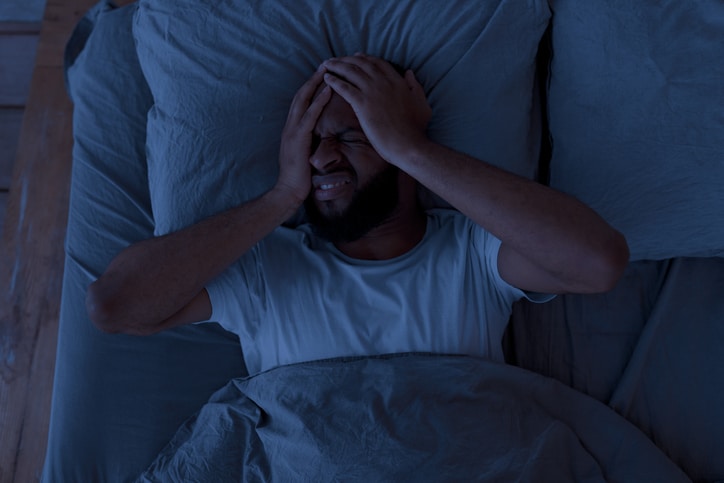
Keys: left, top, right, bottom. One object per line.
{"left": 309, "top": 138, "right": 343, "bottom": 173}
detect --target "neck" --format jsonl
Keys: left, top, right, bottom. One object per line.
{"left": 335, "top": 206, "right": 427, "bottom": 261}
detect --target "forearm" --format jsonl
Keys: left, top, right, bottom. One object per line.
{"left": 87, "top": 187, "right": 299, "bottom": 332}
{"left": 319, "top": 54, "right": 626, "bottom": 290}
{"left": 318, "top": 55, "right": 620, "bottom": 265}
{"left": 400, "top": 140, "right": 626, "bottom": 273}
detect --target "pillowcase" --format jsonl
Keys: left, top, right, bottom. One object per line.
{"left": 133, "top": 0, "right": 551, "bottom": 235}
{"left": 547, "top": 0, "right": 724, "bottom": 260}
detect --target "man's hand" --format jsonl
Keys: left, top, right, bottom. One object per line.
{"left": 323, "top": 55, "right": 628, "bottom": 295}
{"left": 321, "top": 53, "right": 432, "bottom": 165}
{"left": 275, "top": 68, "right": 333, "bottom": 204}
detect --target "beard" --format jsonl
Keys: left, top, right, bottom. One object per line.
{"left": 304, "top": 165, "right": 400, "bottom": 244}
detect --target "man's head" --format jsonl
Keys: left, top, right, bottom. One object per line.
{"left": 304, "top": 60, "right": 415, "bottom": 244}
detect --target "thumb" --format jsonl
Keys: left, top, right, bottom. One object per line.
{"left": 405, "top": 69, "right": 419, "bottom": 89}
{"left": 405, "top": 69, "right": 428, "bottom": 105}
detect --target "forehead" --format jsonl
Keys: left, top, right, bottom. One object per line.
{"left": 313, "top": 90, "right": 361, "bottom": 135}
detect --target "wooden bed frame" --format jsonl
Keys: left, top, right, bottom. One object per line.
{"left": 0, "top": 0, "right": 131, "bottom": 479}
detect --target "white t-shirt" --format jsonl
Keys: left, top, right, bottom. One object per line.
{"left": 206, "top": 209, "right": 552, "bottom": 375}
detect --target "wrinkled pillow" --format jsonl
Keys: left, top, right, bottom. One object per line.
{"left": 547, "top": 0, "right": 724, "bottom": 260}
{"left": 133, "top": 0, "right": 550, "bottom": 235}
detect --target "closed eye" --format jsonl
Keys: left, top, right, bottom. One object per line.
{"left": 339, "top": 137, "right": 370, "bottom": 146}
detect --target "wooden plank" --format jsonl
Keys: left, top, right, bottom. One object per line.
{"left": 0, "top": 0, "right": 46, "bottom": 23}
{"left": 0, "top": 34, "right": 39, "bottom": 106}
{"left": 0, "top": 65, "right": 71, "bottom": 483}
{"left": 0, "top": 191, "right": 6, "bottom": 237}
{"left": 0, "top": 0, "right": 99, "bottom": 479}
{"left": 0, "top": 22, "right": 42, "bottom": 35}
{"left": 37, "top": 0, "right": 96, "bottom": 68}
{"left": 0, "top": 108, "right": 25, "bottom": 189}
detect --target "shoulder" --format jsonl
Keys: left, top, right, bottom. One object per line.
{"left": 255, "top": 224, "right": 337, "bottom": 265}
{"left": 264, "top": 224, "right": 316, "bottom": 248}
{"left": 425, "top": 208, "right": 492, "bottom": 246}
{"left": 426, "top": 208, "right": 471, "bottom": 230}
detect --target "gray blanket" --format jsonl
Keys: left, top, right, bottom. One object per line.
{"left": 138, "top": 354, "right": 688, "bottom": 482}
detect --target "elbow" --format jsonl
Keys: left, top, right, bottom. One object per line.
{"left": 86, "top": 280, "right": 121, "bottom": 334}
{"left": 86, "top": 280, "right": 145, "bottom": 335}
{"left": 588, "top": 230, "right": 630, "bottom": 293}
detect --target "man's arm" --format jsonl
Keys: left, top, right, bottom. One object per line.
{"left": 87, "top": 190, "right": 299, "bottom": 335}
{"left": 322, "top": 54, "right": 629, "bottom": 294}
{"left": 392, "top": 141, "right": 629, "bottom": 294}
{"left": 87, "top": 70, "right": 332, "bottom": 335}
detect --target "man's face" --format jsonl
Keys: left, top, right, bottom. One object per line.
{"left": 304, "top": 91, "right": 400, "bottom": 243}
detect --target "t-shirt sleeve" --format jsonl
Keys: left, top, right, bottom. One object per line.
{"left": 473, "top": 224, "right": 555, "bottom": 305}
{"left": 204, "top": 245, "right": 266, "bottom": 333}
{"left": 205, "top": 267, "right": 239, "bottom": 331}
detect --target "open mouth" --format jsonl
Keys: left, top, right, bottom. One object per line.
{"left": 312, "top": 172, "right": 355, "bottom": 201}
{"left": 319, "top": 180, "right": 351, "bottom": 190}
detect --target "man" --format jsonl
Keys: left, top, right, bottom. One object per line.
{"left": 87, "top": 54, "right": 629, "bottom": 374}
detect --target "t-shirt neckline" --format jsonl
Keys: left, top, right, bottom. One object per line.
{"left": 325, "top": 214, "right": 434, "bottom": 266}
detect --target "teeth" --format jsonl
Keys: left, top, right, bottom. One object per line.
{"left": 320, "top": 181, "right": 349, "bottom": 190}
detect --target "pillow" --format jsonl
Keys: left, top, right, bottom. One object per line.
{"left": 133, "top": 0, "right": 551, "bottom": 235}
{"left": 547, "top": 0, "right": 724, "bottom": 260}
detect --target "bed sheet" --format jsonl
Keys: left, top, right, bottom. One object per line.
{"left": 43, "top": 3, "right": 247, "bottom": 482}
{"left": 508, "top": 257, "right": 724, "bottom": 481}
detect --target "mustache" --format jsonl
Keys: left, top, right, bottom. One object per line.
{"left": 304, "top": 165, "right": 400, "bottom": 244}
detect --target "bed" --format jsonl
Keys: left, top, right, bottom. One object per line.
{"left": 42, "top": 0, "right": 724, "bottom": 481}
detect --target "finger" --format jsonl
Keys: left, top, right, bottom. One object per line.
{"left": 288, "top": 70, "right": 327, "bottom": 120}
{"left": 323, "top": 72, "right": 362, "bottom": 106}
{"left": 354, "top": 52, "right": 394, "bottom": 72}
{"left": 322, "top": 57, "right": 375, "bottom": 85}
{"left": 405, "top": 69, "right": 422, "bottom": 91}
{"left": 352, "top": 52, "right": 379, "bottom": 65}
{"left": 300, "top": 85, "right": 332, "bottom": 129}
{"left": 311, "top": 82, "right": 331, "bottom": 103}
{"left": 299, "top": 68, "right": 326, "bottom": 97}
{"left": 405, "top": 69, "right": 426, "bottom": 99}
{"left": 350, "top": 53, "right": 400, "bottom": 79}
